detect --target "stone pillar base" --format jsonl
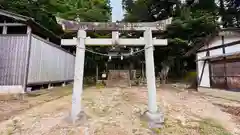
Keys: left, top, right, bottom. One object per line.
{"left": 65, "top": 111, "right": 87, "bottom": 124}
{"left": 141, "top": 110, "right": 164, "bottom": 128}
{"left": 62, "top": 82, "right": 66, "bottom": 87}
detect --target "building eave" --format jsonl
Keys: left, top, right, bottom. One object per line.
{"left": 184, "top": 28, "right": 240, "bottom": 57}
{"left": 184, "top": 31, "right": 219, "bottom": 57}
{"left": 0, "top": 9, "right": 61, "bottom": 41}
{"left": 0, "top": 9, "right": 32, "bottom": 21}
{"left": 197, "top": 51, "right": 240, "bottom": 61}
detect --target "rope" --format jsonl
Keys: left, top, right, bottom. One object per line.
{"left": 76, "top": 45, "right": 153, "bottom": 58}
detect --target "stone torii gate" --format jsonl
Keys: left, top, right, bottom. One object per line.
{"left": 59, "top": 18, "right": 172, "bottom": 127}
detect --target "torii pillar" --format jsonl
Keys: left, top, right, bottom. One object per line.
{"left": 144, "top": 28, "right": 158, "bottom": 113}
{"left": 71, "top": 30, "right": 86, "bottom": 121}
{"left": 142, "top": 28, "right": 164, "bottom": 128}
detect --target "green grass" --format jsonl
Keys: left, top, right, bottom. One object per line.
{"left": 140, "top": 117, "right": 232, "bottom": 135}
{"left": 95, "top": 82, "right": 105, "bottom": 89}
{"left": 199, "top": 119, "right": 232, "bottom": 135}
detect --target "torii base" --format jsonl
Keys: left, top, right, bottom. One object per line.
{"left": 141, "top": 110, "right": 164, "bottom": 129}
{"left": 65, "top": 110, "right": 88, "bottom": 125}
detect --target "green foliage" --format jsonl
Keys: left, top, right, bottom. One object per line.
{"left": 0, "top": 0, "right": 64, "bottom": 34}
{"left": 191, "top": 0, "right": 217, "bottom": 12}
{"left": 96, "top": 81, "right": 105, "bottom": 89}
{"left": 184, "top": 71, "right": 197, "bottom": 82}
{"left": 219, "top": 0, "right": 240, "bottom": 28}
{"left": 166, "top": 9, "right": 218, "bottom": 47}
{"left": 123, "top": 0, "right": 178, "bottom": 22}
{"left": 83, "top": 76, "right": 96, "bottom": 85}
{"left": 56, "top": 0, "right": 111, "bottom": 22}
{"left": 123, "top": 0, "right": 220, "bottom": 77}
{"left": 0, "top": 0, "right": 111, "bottom": 35}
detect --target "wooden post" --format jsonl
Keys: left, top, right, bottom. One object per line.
{"left": 96, "top": 64, "right": 98, "bottom": 83}
{"left": 144, "top": 28, "right": 157, "bottom": 113}
{"left": 71, "top": 30, "right": 86, "bottom": 122}
{"left": 23, "top": 26, "right": 32, "bottom": 92}
{"left": 2, "top": 21, "right": 7, "bottom": 34}
{"left": 141, "top": 61, "right": 145, "bottom": 83}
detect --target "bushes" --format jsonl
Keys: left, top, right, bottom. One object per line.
{"left": 83, "top": 76, "right": 96, "bottom": 85}
{"left": 184, "top": 71, "right": 197, "bottom": 82}
{"left": 184, "top": 71, "right": 198, "bottom": 89}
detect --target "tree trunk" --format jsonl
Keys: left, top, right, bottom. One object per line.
{"left": 159, "top": 65, "right": 170, "bottom": 84}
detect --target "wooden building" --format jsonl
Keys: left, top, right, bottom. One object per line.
{"left": 99, "top": 47, "right": 145, "bottom": 87}
{"left": 0, "top": 10, "right": 75, "bottom": 93}
{"left": 186, "top": 28, "right": 240, "bottom": 91}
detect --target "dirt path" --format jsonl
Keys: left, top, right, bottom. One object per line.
{"left": 0, "top": 86, "right": 239, "bottom": 135}
{"left": 0, "top": 85, "right": 73, "bottom": 122}
{"left": 157, "top": 87, "right": 240, "bottom": 134}
{"left": 0, "top": 95, "right": 71, "bottom": 135}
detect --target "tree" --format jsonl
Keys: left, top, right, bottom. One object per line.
{"left": 122, "top": 0, "right": 219, "bottom": 81}
{"left": 56, "top": 0, "right": 111, "bottom": 22}
{"left": 0, "top": 0, "right": 112, "bottom": 35}
{"left": 219, "top": 0, "right": 240, "bottom": 27}
{"left": 123, "top": 0, "right": 178, "bottom": 22}
{"left": 0, "top": 0, "right": 64, "bottom": 34}
{"left": 190, "top": 0, "right": 217, "bottom": 12}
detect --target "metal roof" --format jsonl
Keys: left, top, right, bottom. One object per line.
{"left": 184, "top": 28, "right": 240, "bottom": 57}
{"left": 198, "top": 51, "right": 240, "bottom": 61}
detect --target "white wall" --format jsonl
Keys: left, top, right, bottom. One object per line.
{"left": 208, "top": 36, "right": 222, "bottom": 48}
{"left": 27, "top": 35, "right": 75, "bottom": 84}
{"left": 197, "top": 52, "right": 210, "bottom": 87}
{"left": 205, "top": 36, "right": 240, "bottom": 51}
{"left": 0, "top": 35, "right": 28, "bottom": 86}
{"left": 202, "top": 35, "right": 240, "bottom": 57}
{"left": 225, "top": 43, "right": 240, "bottom": 53}
{"left": 196, "top": 34, "right": 240, "bottom": 88}
{"left": 209, "top": 48, "right": 223, "bottom": 56}
{"left": 224, "top": 37, "right": 239, "bottom": 44}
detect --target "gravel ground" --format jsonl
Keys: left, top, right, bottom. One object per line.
{"left": 0, "top": 85, "right": 239, "bottom": 135}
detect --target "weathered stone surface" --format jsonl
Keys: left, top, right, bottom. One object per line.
{"left": 56, "top": 18, "right": 172, "bottom": 31}
{"left": 106, "top": 70, "right": 130, "bottom": 87}
{"left": 142, "top": 111, "right": 165, "bottom": 129}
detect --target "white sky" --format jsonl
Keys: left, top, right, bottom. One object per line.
{"left": 110, "top": 0, "right": 124, "bottom": 22}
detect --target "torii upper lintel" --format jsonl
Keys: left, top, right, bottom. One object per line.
{"left": 57, "top": 18, "right": 172, "bottom": 31}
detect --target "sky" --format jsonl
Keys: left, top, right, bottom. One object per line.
{"left": 110, "top": 0, "right": 124, "bottom": 22}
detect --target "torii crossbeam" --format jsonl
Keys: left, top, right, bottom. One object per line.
{"left": 58, "top": 18, "right": 172, "bottom": 128}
